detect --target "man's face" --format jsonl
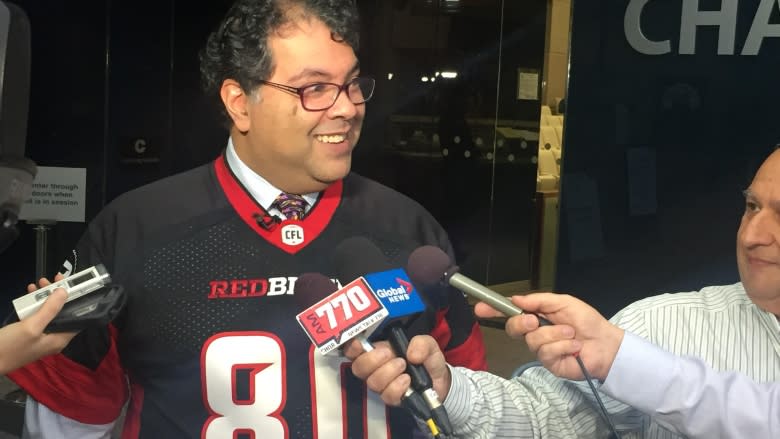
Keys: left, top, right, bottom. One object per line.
{"left": 736, "top": 150, "right": 780, "bottom": 316}
{"left": 237, "top": 18, "right": 364, "bottom": 194}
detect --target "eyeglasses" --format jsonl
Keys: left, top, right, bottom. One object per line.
{"left": 258, "top": 77, "right": 375, "bottom": 111}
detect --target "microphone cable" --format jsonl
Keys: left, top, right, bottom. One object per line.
{"left": 573, "top": 354, "right": 620, "bottom": 439}
{"left": 363, "top": 341, "right": 444, "bottom": 438}
{"left": 482, "top": 313, "right": 620, "bottom": 437}
{"left": 387, "top": 326, "right": 452, "bottom": 437}
{"left": 534, "top": 316, "right": 621, "bottom": 439}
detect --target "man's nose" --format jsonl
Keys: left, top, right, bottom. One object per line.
{"left": 327, "top": 89, "right": 358, "bottom": 119}
{"left": 741, "top": 212, "right": 777, "bottom": 247}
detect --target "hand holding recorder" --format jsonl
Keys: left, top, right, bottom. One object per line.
{"left": 11, "top": 265, "right": 126, "bottom": 333}
{"left": 0, "top": 276, "right": 76, "bottom": 375}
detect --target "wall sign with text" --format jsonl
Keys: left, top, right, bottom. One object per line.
{"left": 19, "top": 166, "right": 87, "bottom": 222}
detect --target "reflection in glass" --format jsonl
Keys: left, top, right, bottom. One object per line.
{"left": 353, "top": 0, "right": 548, "bottom": 286}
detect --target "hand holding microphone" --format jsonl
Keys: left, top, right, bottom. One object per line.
{"left": 333, "top": 237, "right": 452, "bottom": 436}
{"left": 408, "top": 245, "right": 622, "bottom": 438}
{"left": 487, "top": 293, "right": 625, "bottom": 382}
{"left": 347, "top": 333, "right": 453, "bottom": 428}
{"left": 294, "top": 271, "right": 441, "bottom": 437}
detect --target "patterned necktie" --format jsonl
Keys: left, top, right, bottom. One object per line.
{"left": 272, "top": 192, "right": 308, "bottom": 220}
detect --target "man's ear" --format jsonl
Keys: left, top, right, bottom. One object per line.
{"left": 220, "top": 79, "right": 251, "bottom": 132}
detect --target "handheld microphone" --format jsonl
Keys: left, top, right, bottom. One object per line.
{"left": 333, "top": 236, "right": 452, "bottom": 436}
{"left": 407, "top": 245, "right": 552, "bottom": 326}
{"left": 294, "top": 272, "right": 436, "bottom": 434}
{"left": 407, "top": 247, "right": 625, "bottom": 438}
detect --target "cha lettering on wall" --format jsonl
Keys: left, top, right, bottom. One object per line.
{"left": 625, "top": 0, "right": 780, "bottom": 55}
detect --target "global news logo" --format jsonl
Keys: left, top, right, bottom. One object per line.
{"left": 374, "top": 277, "right": 414, "bottom": 303}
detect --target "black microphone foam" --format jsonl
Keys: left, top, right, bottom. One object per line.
{"left": 294, "top": 272, "right": 338, "bottom": 309}
{"left": 332, "top": 236, "right": 391, "bottom": 284}
{"left": 406, "top": 246, "right": 452, "bottom": 288}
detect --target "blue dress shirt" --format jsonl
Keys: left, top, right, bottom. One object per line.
{"left": 602, "top": 331, "right": 779, "bottom": 438}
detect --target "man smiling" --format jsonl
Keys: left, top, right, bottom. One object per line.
{"left": 8, "top": 1, "right": 486, "bottom": 437}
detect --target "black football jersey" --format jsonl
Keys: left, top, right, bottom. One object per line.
{"left": 10, "top": 155, "right": 487, "bottom": 438}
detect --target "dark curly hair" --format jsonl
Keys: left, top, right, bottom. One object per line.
{"left": 199, "top": 0, "right": 360, "bottom": 126}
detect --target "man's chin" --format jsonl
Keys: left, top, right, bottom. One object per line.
{"left": 314, "top": 175, "right": 346, "bottom": 188}
{"left": 314, "top": 164, "right": 351, "bottom": 185}
{"left": 744, "top": 279, "right": 780, "bottom": 298}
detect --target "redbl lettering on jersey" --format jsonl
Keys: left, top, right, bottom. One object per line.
{"left": 296, "top": 277, "right": 389, "bottom": 355}
{"left": 208, "top": 277, "right": 297, "bottom": 298}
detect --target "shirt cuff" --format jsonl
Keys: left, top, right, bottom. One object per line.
{"left": 601, "top": 331, "right": 676, "bottom": 409}
{"left": 442, "top": 365, "right": 472, "bottom": 429}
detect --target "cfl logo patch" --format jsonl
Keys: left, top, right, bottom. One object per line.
{"left": 281, "top": 224, "right": 304, "bottom": 246}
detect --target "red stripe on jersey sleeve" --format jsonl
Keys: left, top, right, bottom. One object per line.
{"left": 429, "top": 309, "right": 452, "bottom": 350}
{"left": 442, "top": 322, "right": 488, "bottom": 371}
{"left": 7, "top": 325, "right": 128, "bottom": 424}
{"left": 430, "top": 309, "right": 488, "bottom": 371}
{"left": 121, "top": 381, "right": 145, "bottom": 439}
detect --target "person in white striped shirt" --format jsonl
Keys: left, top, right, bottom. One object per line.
{"left": 346, "top": 147, "right": 780, "bottom": 438}
{"left": 481, "top": 292, "right": 778, "bottom": 438}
